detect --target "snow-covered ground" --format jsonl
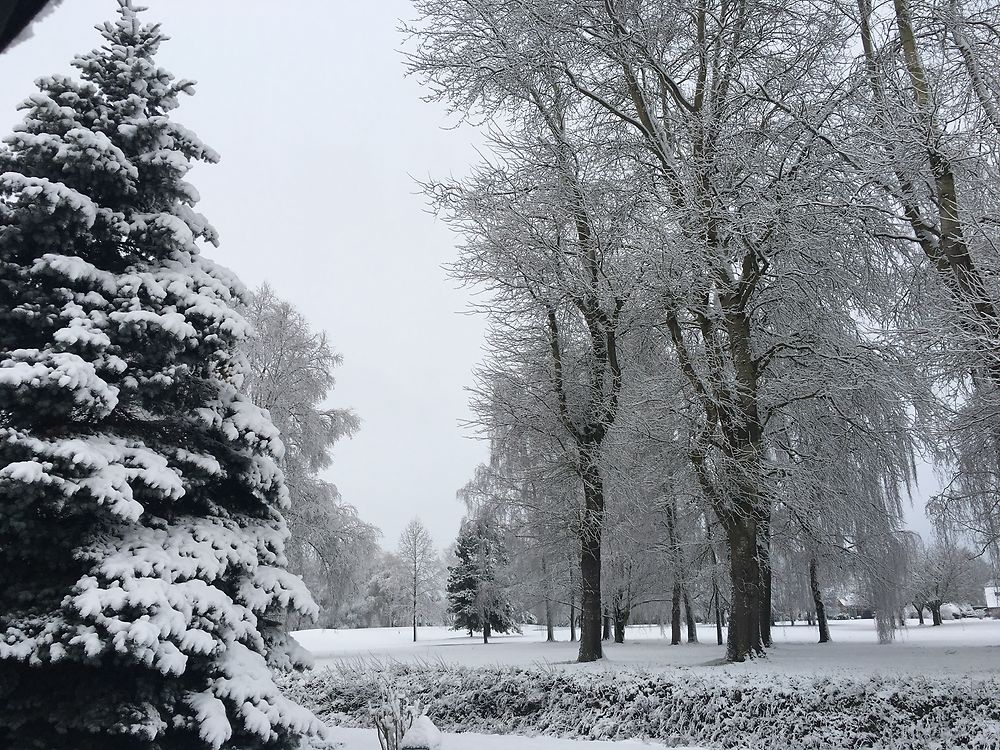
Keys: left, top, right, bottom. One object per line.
{"left": 328, "top": 725, "right": 697, "bottom": 749}
{"left": 295, "top": 618, "right": 1000, "bottom": 678}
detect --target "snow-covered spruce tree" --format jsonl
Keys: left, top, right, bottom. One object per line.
{"left": 447, "top": 523, "right": 484, "bottom": 637}
{"left": 0, "top": 4, "right": 328, "bottom": 748}
{"left": 446, "top": 517, "right": 518, "bottom": 644}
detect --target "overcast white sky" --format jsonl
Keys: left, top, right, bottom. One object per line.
{"left": 0, "top": 0, "right": 936, "bottom": 547}
{"left": 0, "top": 0, "right": 490, "bottom": 549}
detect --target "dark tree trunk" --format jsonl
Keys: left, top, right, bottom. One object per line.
{"left": 758, "top": 515, "right": 773, "bottom": 648}
{"left": 602, "top": 608, "right": 611, "bottom": 641}
{"left": 720, "top": 313, "right": 766, "bottom": 662}
{"left": 613, "top": 610, "right": 627, "bottom": 643}
{"left": 542, "top": 557, "right": 555, "bottom": 642}
{"left": 664, "top": 205, "right": 768, "bottom": 665}
{"left": 569, "top": 566, "right": 577, "bottom": 642}
{"left": 578, "top": 539, "right": 602, "bottom": 660}
{"left": 931, "top": 604, "right": 943, "bottom": 626}
{"left": 412, "top": 601, "right": 417, "bottom": 643}
{"left": 577, "top": 446, "right": 604, "bottom": 662}
{"left": 545, "top": 237, "right": 618, "bottom": 662}
{"left": 715, "top": 591, "right": 724, "bottom": 645}
{"left": 412, "top": 557, "right": 419, "bottom": 643}
{"left": 726, "top": 520, "right": 762, "bottom": 661}
{"left": 683, "top": 587, "right": 698, "bottom": 643}
{"left": 671, "top": 579, "right": 682, "bottom": 645}
{"left": 806, "top": 609, "right": 814, "bottom": 626}
{"left": 914, "top": 603, "right": 925, "bottom": 625}
{"left": 809, "top": 557, "right": 830, "bottom": 644}
{"left": 483, "top": 619, "right": 491, "bottom": 645}
{"left": 710, "top": 544, "right": 724, "bottom": 645}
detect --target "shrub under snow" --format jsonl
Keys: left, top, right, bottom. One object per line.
{"left": 280, "top": 661, "right": 1000, "bottom": 749}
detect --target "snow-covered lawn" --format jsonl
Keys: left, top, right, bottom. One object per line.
{"left": 292, "top": 620, "right": 1000, "bottom": 749}
{"left": 328, "top": 725, "right": 697, "bottom": 749}
{"left": 295, "top": 617, "right": 1000, "bottom": 678}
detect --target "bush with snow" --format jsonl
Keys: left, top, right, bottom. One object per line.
{"left": 0, "top": 3, "right": 328, "bottom": 748}
{"left": 281, "top": 662, "right": 1000, "bottom": 750}
{"left": 371, "top": 684, "right": 420, "bottom": 750}
{"left": 400, "top": 715, "right": 442, "bottom": 750}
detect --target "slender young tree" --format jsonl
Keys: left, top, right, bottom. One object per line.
{"left": 0, "top": 4, "right": 327, "bottom": 748}
{"left": 809, "top": 558, "right": 831, "bottom": 644}
{"left": 397, "top": 518, "right": 440, "bottom": 642}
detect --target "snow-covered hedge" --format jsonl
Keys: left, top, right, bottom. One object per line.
{"left": 279, "top": 662, "right": 1000, "bottom": 749}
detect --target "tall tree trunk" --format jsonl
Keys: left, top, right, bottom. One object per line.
{"left": 715, "top": 588, "right": 724, "bottom": 645}
{"left": 809, "top": 557, "right": 830, "bottom": 643}
{"left": 544, "top": 226, "right": 619, "bottom": 663}
{"left": 758, "top": 515, "right": 773, "bottom": 648}
{"left": 412, "top": 569, "right": 418, "bottom": 643}
{"left": 710, "top": 543, "right": 724, "bottom": 645}
{"left": 726, "top": 520, "right": 762, "bottom": 661}
{"left": 667, "top": 499, "right": 683, "bottom": 646}
{"left": 483, "top": 619, "right": 491, "bottom": 644}
{"left": 722, "top": 307, "right": 766, "bottom": 662}
{"left": 931, "top": 604, "right": 943, "bottom": 626}
{"left": 543, "top": 556, "right": 555, "bottom": 642}
{"left": 602, "top": 608, "right": 611, "bottom": 641}
{"left": 577, "top": 445, "right": 604, "bottom": 662}
{"left": 569, "top": 588, "right": 577, "bottom": 642}
{"left": 668, "top": 301, "right": 766, "bottom": 663}
{"left": 671, "top": 579, "right": 682, "bottom": 645}
{"left": 683, "top": 587, "right": 698, "bottom": 643}
{"left": 613, "top": 609, "right": 627, "bottom": 643}
{"left": 914, "top": 602, "right": 925, "bottom": 625}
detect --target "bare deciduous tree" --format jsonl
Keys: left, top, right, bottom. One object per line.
{"left": 398, "top": 518, "right": 443, "bottom": 641}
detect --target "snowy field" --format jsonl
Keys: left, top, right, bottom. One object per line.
{"left": 295, "top": 617, "right": 1000, "bottom": 678}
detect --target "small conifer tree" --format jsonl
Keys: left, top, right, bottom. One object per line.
{"left": 446, "top": 518, "right": 518, "bottom": 643}
{"left": 447, "top": 524, "right": 485, "bottom": 636}
{"left": 0, "top": 3, "right": 328, "bottom": 747}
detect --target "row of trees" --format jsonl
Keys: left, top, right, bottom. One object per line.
{"left": 236, "top": 283, "right": 997, "bottom": 642}
{"left": 407, "top": 0, "right": 1000, "bottom": 661}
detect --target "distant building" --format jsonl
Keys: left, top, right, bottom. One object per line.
{"left": 834, "top": 594, "right": 873, "bottom": 619}
{"left": 986, "top": 582, "right": 1000, "bottom": 618}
